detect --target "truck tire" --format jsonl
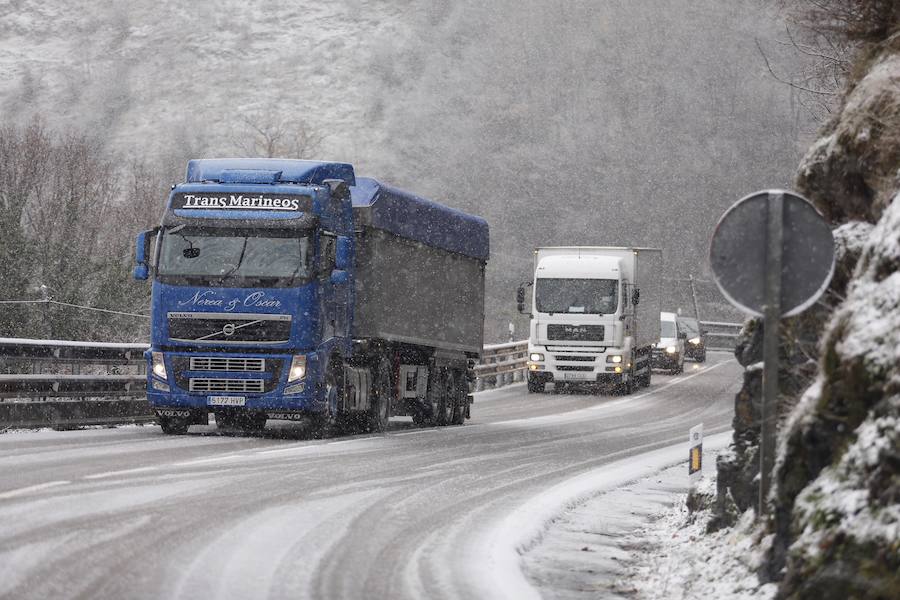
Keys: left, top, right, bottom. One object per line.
{"left": 435, "top": 368, "right": 455, "bottom": 426}
{"left": 159, "top": 416, "right": 189, "bottom": 435}
{"left": 527, "top": 374, "right": 545, "bottom": 393}
{"left": 238, "top": 412, "right": 267, "bottom": 434}
{"left": 214, "top": 410, "right": 236, "bottom": 430}
{"left": 367, "top": 360, "right": 392, "bottom": 433}
{"left": 325, "top": 357, "right": 350, "bottom": 434}
{"left": 623, "top": 368, "right": 635, "bottom": 395}
{"left": 451, "top": 369, "right": 467, "bottom": 425}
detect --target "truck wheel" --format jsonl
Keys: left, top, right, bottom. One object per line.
{"left": 643, "top": 364, "right": 653, "bottom": 387}
{"left": 159, "top": 416, "right": 189, "bottom": 435}
{"left": 238, "top": 413, "right": 267, "bottom": 434}
{"left": 527, "top": 376, "right": 545, "bottom": 393}
{"left": 325, "top": 358, "right": 350, "bottom": 434}
{"left": 451, "top": 369, "right": 467, "bottom": 425}
{"left": 367, "top": 361, "right": 392, "bottom": 433}
{"left": 215, "top": 410, "right": 236, "bottom": 429}
{"left": 624, "top": 368, "right": 635, "bottom": 395}
{"left": 435, "top": 369, "right": 455, "bottom": 426}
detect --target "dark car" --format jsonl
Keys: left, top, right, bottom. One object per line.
{"left": 678, "top": 317, "right": 706, "bottom": 362}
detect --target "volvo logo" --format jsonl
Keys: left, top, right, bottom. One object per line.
{"left": 222, "top": 323, "right": 236, "bottom": 336}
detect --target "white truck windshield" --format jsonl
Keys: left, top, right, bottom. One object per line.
{"left": 535, "top": 278, "right": 618, "bottom": 314}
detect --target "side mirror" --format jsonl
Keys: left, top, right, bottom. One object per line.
{"left": 632, "top": 288, "right": 641, "bottom": 305}
{"left": 516, "top": 286, "right": 526, "bottom": 314}
{"left": 330, "top": 269, "right": 349, "bottom": 286}
{"left": 335, "top": 236, "right": 352, "bottom": 270}
{"left": 133, "top": 228, "right": 158, "bottom": 281}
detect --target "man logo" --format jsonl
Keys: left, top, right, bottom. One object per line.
{"left": 222, "top": 323, "right": 236, "bottom": 336}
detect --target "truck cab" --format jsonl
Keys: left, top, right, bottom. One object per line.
{"left": 520, "top": 247, "right": 662, "bottom": 395}
{"left": 134, "top": 159, "right": 356, "bottom": 434}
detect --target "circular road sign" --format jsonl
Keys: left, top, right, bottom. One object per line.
{"left": 709, "top": 189, "right": 834, "bottom": 317}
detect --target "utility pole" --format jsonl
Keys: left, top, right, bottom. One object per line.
{"left": 689, "top": 275, "right": 701, "bottom": 322}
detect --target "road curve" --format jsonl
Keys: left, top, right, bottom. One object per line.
{"left": 0, "top": 353, "right": 740, "bottom": 600}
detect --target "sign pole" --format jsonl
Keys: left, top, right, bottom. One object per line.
{"left": 759, "top": 192, "right": 783, "bottom": 516}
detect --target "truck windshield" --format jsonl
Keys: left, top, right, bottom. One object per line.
{"left": 156, "top": 226, "right": 312, "bottom": 287}
{"left": 535, "top": 278, "right": 618, "bottom": 314}
{"left": 661, "top": 320, "right": 677, "bottom": 338}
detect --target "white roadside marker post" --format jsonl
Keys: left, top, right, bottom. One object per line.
{"left": 689, "top": 423, "right": 704, "bottom": 485}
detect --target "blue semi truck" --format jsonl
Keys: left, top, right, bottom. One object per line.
{"left": 133, "top": 159, "right": 489, "bottom": 434}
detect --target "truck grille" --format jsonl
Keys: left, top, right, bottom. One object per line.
{"left": 189, "top": 378, "right": 264, "bottom": 393}
{"left": 557, "top": 365, "right": 594, "bottom": 372}
{"left": 547, "top": 324, "right": 604, "bottom": 342}
{"left": 189, "top": 357, "right": 265, "bottom": 372}
{"left": 167, "top": 312, "right": 291, "bottom": 344}
{"left": 554, "top": 355, "right": 596, "bottom": 361}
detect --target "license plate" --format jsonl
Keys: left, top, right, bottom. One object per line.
{"left": 563, "top": 372, "right": 593, "bottom": 381}
{"left": 207, "top": 396, "right": 246, "bottom": 406}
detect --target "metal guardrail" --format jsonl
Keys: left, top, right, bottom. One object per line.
{"left": 474, "top": 340, "right": 529, "bottom": 391}
{"left": 0, "top": 338, "right": 150, "bottom": 429}
{"left": 0, "top": 323, "right": 744, "bottom": 429}
{"left": 700, "top": 320, "right": 743, "bottom": 351}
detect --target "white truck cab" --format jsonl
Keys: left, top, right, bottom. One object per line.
{"left": 519, "top": 247, "right": 662, "bottom": 394}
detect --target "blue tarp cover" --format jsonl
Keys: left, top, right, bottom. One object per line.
{"left": 351, "top": 177, "right": 489, "bottom": 261}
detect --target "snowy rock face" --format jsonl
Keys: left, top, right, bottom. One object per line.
{"left": 795, "top": 52, "right": 900, "bottom": 224}
{"left": 710, "top": 222, "right": 874, "bottom": 530}
{"left": 771, "top": 192, "right": 900, "bottom": 598}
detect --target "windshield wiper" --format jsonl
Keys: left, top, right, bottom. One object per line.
{"left": 214, "top": 237, "right": 249, "bottom": 284}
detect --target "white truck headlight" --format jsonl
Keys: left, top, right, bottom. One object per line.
{"left": 606, "top": 355, "right": 622, "bottom": 363}
{"left": 151, "top": 352, "right": 167, "bottom": 380}
{"left": 288, "top": 355, "right": 307, "bottom": 382}
{"left": 665, "top": 346, "right": 677, "bottom": 354}
{"left": 529, "top": 352, "right": 544, "bottom": 362}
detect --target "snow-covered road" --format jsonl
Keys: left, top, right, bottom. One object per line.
{"left": 0, "top": 353, "right": 740, "bottom": 600}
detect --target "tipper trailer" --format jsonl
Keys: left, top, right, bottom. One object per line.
{"left": 518, "top": 247, "right": 662, "bottom": 393}
{"left": 134, "top": 159, "right": 489, "bottom": 434}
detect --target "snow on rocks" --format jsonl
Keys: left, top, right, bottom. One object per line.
{"left": 770, "top": 191, "right": 900, "bottom": 597}
{"left": 626, "top": 497, "right": 777, "bottom": 600}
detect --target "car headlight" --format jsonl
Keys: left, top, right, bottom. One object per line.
{"left": 606, "top": 355, "right": 622, "bottom": 363}
{"left": 151, "top": 352, "right": 167, "bottom": 380}
{"left": 530, "top": 352, "right": 544, "bottom": 362}
{"left": 689, "top": 337, "right": 701, "bottom": 345}
{"left": 666, "top": 346, "right": 677, "bottom": 354}
{"left": 288, "top": 355, "right": 307, "bottom": 382}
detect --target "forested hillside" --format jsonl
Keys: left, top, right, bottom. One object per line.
{"left": 0, "top": 0, "right": 814, "bottom": 341}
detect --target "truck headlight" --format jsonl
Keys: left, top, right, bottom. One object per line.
{"left": 151, "top": 352, "right": 167, "bottom": 380}
{"left": 288, "top": 355, "right": 307, "bottom": 382}
{"left": 606, "top": 355, "right": 622, "bottom": 363}
{"left": 689, "top": 337, "right": 701, "bottom": 345}
{"left": 529, "top": 352, "right": 544, "bottom": 361}
{"left": 666, "top": 346, "right": 677, "bottom": 354}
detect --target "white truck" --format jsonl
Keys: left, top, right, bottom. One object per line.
{"left": 517, "top": 247, "right": 662, "bottom": 394}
